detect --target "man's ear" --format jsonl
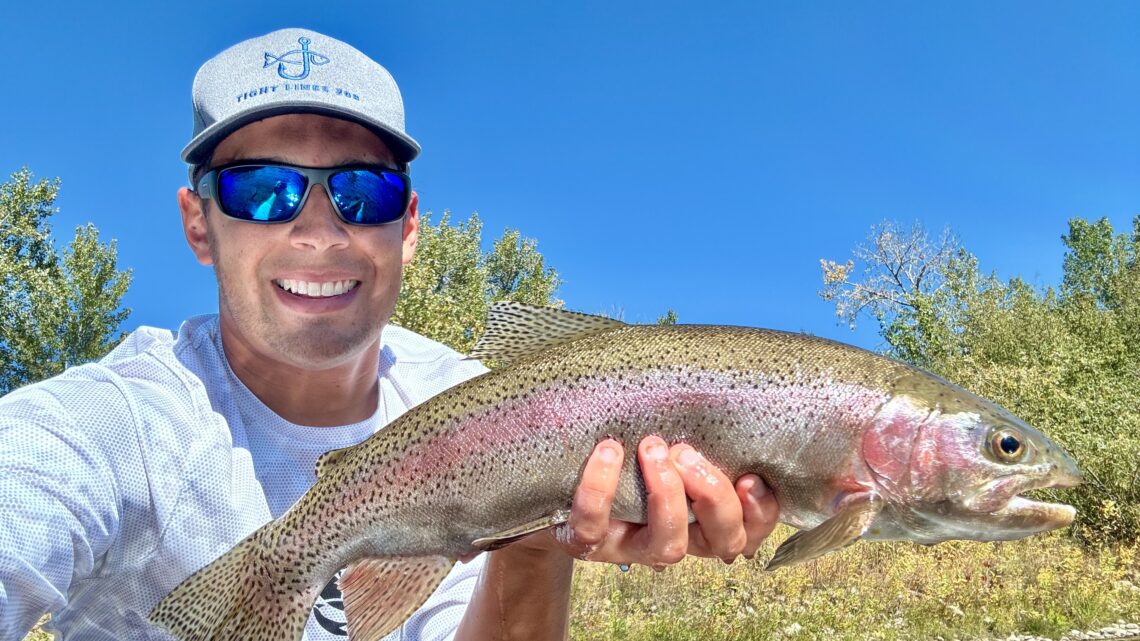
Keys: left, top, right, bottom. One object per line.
{"left": 179, "top": 187, "right": 214, "bottom": 266}
{"left": 402, "top": 191, "right": 420, "bottom": 266}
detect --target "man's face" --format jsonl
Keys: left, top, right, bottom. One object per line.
{"left": 179, "top": 113, "right": 418, "bottom": 371}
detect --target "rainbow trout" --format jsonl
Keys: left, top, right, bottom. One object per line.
{"left": 151, "top": 303, "right": 1081, "bottom": 641}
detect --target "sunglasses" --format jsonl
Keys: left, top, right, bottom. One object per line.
{"left": 195, "top": 163, "right": 412, "bottom": 226}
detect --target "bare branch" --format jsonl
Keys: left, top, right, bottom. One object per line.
{"left": 819, "top": 220, "right": 960, "bottom": 331}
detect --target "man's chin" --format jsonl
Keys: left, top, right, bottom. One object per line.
{"left": 265, "top": 327, "right": 381, "bottom": 371}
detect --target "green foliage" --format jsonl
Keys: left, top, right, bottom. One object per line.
{"left": 391, "top": 210, "right": 560, "bottom": 353}
{"left": 821, "top": 216, "right": 1140, "bottom": 545}
{"left": 0, "top": 168, "right": 132, "bottom": 394}
{"left": 656, "top": 309, "right": 679, "bottom": 325}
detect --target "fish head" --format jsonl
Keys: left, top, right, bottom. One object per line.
{"left": 864, "top": 377, "right": 1082, "bottom": 543}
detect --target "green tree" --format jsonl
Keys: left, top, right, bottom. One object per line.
{"left": 391, "top": 211, "right": 560, "bottom": 353}
{"left": 820, "top": 217, "right": 1140, "bottom": 544}
{"left": 0, "top": 168, "right": 132, "bottom": 394}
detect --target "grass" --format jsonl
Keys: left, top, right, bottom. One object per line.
{"left": 22, "top": 530, "right": 1139, "bottom": 640}
{"left": 569, "top": 527, "right": 1140, "bottom": 641}
{"left": 23, "top": 617, "right": 49, "bottom": 641}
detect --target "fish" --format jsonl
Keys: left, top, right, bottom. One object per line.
{"left": 262, "top": 36, "right": 330, "bottom": 81}
{"left": 150, "top": 302, "right": 1082, "bottom": 641}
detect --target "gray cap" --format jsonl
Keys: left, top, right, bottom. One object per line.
{"left": 183, "top": 28, "right": 420, "bottom": 167}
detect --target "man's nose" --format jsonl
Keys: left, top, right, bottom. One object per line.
{"left": 289, "top": 185, "right": 350, "bottom": 251}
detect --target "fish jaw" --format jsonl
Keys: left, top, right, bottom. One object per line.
{"left": 896, "top": 469, "right": 1081, "bottom": 544}
{"left": 962, "top": 455, "right": 1082, "bottom": 538}
{"left": 989, "top": 495, "right": 1077, "bottom": 535}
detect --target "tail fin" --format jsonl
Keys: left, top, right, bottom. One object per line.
{"left": 149, "top": 525, "right": 316, "bottom": 641}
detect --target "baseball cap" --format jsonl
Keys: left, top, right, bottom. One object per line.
{"left": 182, "top": 28, "right": 420, "bottom": 169}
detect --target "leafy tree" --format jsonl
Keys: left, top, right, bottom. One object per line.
{"left": 0, "top": 168, "right": 132, "bottom": 394}
{"left": 391, "top": 211, "right": 560, "bottom": 353}
{"left": 820, "top": 217, "right": 1140, "bottom": 544}
{"left": 819, "top": 221, "right": 960, "bottom": 366}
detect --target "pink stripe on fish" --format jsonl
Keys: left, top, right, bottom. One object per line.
{"left": 387, "top": 368, "right": 888, "bottom": 485}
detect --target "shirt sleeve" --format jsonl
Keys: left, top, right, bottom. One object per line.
{"left": 0, "top": 385, "right": 121, "bottom": 641}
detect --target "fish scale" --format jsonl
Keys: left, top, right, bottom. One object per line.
{"left": 151, "top": 302, "right": 1081, "bottom": 641}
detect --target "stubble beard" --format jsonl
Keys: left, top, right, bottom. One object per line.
{"left": 215, "top": 270, "right": 388, "bottom": 371}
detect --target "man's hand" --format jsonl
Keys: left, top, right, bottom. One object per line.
{"left": 457, "top": 438, "right": 779, "bottom": 640}
{"left": 528, "top": 437, "right": 779, "bottom": 568}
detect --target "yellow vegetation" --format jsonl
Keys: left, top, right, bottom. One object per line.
{"left": 569, "top": 527, "right": 1140, "bottom": 641}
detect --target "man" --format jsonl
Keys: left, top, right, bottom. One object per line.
{"left": 0, "top": 29, "right": 778, "bottom": 640}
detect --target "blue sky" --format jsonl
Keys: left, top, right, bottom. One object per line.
{"left": 2, "top": 2, "right": 1136, "bottom": 351}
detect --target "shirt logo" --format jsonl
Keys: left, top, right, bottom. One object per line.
{"left": 312, "top": 574, "right": 349, "bottom": 636}
{"left": 264, "top": 36, "right": 330, "bottom": 81}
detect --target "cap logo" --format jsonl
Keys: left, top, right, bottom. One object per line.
{"left": 263, "top": 36, "right": 330, "bottom": 81}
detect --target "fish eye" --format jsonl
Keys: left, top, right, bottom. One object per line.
{"left": 991, "top": 430, "right": 1026, "bottom": 462}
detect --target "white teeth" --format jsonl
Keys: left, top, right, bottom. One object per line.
{"left": 276, "top": 279, "right": 358, "bottom": 298}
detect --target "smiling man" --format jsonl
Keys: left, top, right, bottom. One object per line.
{"left": 0, "top": 29, "right": 778, "bottom": 640}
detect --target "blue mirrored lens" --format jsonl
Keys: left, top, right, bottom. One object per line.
{"left": 329, "top": 170, "right": 408, "bottom": 224}
{"left": 218, "top": 166, "right": 306, "bottom": 222}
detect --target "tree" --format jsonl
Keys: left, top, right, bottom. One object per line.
{"left": 819, "top": 221, "right": 961, "bottom": 366}
{"left": 820, "top": 217, "right": 1140, "bottom": 545}
{"left": 0, "top": 168, "right": 132, "bottom": 394}
{"left": 391, "top": 211, "right": 560, "bottom": 353}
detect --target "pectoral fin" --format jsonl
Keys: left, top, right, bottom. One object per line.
{"left": 339, "top": 555, "right": 455, "bottom": 641}
{"left": 471, "top": 510, "right": 571, "bottom": 551}
{"left": 765, "top": 494, "right": 882, "bottom": 571}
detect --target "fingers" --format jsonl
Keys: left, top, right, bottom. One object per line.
{"left": 671, "top": 444, "right": 747, "bottom": 562}
{"left": 736, "top": 474, "right": 779, "bottom": 558}
{"left": 635, "top": 436, "right": 690, "bottom": 568}
{"left": 560, "top": 439, "right": 624, "bottom": 559}
{"left": 553, "top": 436, "right": 780, "bottom": 572}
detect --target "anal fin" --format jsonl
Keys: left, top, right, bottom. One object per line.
{"left": 765, "top": 494, "right": 882, "bottom": 571}
{"left": 471, "top": 510, "right": 571, "bottom": 551}
{"left": 339, "top": 555, "right": 455, "bottom": 641}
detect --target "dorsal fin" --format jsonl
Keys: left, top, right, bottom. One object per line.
{"left": 315, "top": 446, "right": 352, "bottom": 478}
{"left": 467, "top": 302, "right": 625, "bottom": 366}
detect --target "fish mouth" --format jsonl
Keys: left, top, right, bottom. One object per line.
{"left": 994, "top": 494, "right": 1077, "bottom": 529}
{"left": 989, "top": 466, "right": 1083, "bottom": 532}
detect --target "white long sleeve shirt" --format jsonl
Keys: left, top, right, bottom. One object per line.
{"left": 0, "top": 314, "right": 488, "bottom": 640}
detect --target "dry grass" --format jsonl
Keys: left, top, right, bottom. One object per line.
{"left": 569, "top": 528, "right": 1140, "bottom": 641}
{"left": 22, "top": 531, "right": 1138, "bottom": 640}
{"left": 23, "top": 616, "right": 50, "bottom": 641}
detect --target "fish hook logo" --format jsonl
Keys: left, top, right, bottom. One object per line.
{"left": 264, "top": 36, "right": 331, "bottom": 81}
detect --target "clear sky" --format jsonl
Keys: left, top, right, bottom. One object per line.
{"left": 1, "top": 1, "right": 1136, "bottom": 351}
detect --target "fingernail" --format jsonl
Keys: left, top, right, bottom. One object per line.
{"left": 646, "top": 440, "right": 668, "bottom": 461}
{"left": 677, "top": 447, "right": 702, "bottom": 467}
{"left": 598, "top": 444, "right": 619, "bottom": 463}
{"left": 749, "top": 478, "right": 771, "bottom": 499}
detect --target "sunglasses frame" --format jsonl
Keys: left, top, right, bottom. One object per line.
{"left": 195, "top": 162, "right": 412, "bottom": 226}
